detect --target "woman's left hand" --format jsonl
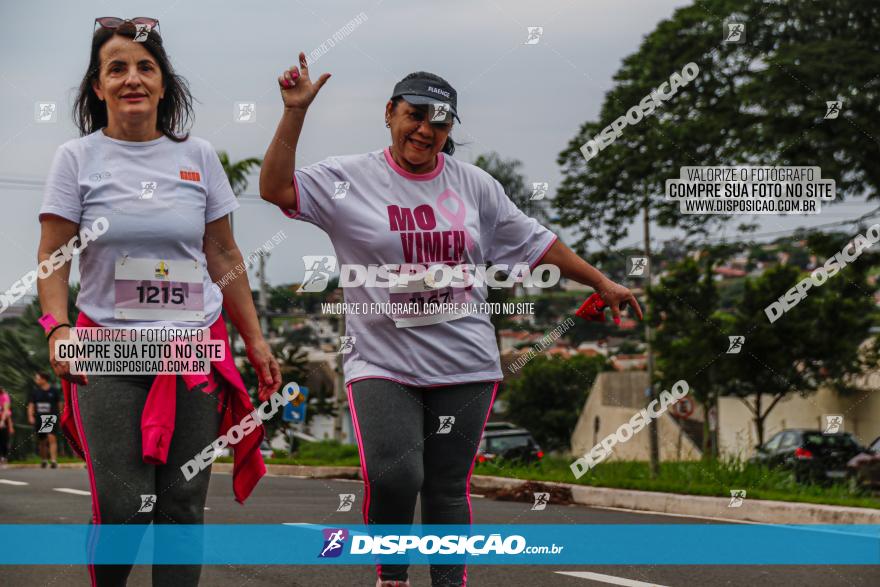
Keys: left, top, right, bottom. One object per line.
{"left": 246, "top": 338, "right": 282, "bottom": 402}
{"left": 596, "top": 278, "right": 643, "bottom": 325}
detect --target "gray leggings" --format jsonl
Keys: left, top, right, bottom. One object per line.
{"left": 347, "top": 378, "right": 498, "bottom": 587}
{"left": 72, "top": 374, "right": 223, "bottom": 587}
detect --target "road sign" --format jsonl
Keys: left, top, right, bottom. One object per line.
{"left": 670, "top": 396, "right": 695, "bottom": 419}
{"left": 282, "top": 386, "right": 309, "bottom": 423}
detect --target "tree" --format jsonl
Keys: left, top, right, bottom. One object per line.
{"left": 721, "top": 254, "right": 876, "bottom": 447}
{"left": 503, "top": 354, "right": 609, "bottom": 451}
{"left": 268, "top": 285, "right": 296, "bottom": 314}
{"left": 473, "top": 152, "right": 552, "bottom": 224}
{"left": 552, "top": 0, "right": 880, "bottom": 476}
{"left": 0, "top": 286, "right": 79, "bottom": 393}
{"left": 216, "top": 151, "right": 262, "bottom": 344}
{"left": 473, "top": 152, "right": 555, "bottom": 346}
{"left": 554, "top": 0, "right": 880, "bottom": 252}
{"left": 651, "top": 255, "right": 726, "bottom": 458}
{"left": 0, "top": 287, "right": 80, "bottom": 457}
{"left": 239, "top": 338, "right": 309, "bottom": 444}
{"left": 217, "top": 151, "right": 261, "bottom": 198}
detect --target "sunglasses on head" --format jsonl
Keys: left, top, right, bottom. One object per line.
{"left": 94, "top": 17, "right": 161, "bottom": 37}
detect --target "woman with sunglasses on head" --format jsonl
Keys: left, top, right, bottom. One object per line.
{"left": 37, "top": 18, "right": 281, "bottom": 586}
{"left": 261, "top": 54, "right": 641, "bottom": 587}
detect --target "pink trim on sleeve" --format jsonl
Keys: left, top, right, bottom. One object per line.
{"left": 530, "top": 233, "right": 558, "bottom": 270}
{"left": 279, "top": 174, "right": 302, "bottom": 219}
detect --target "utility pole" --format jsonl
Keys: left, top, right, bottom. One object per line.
{"left": 643, "top": 204, "right": 660, "bottom": 479}
{"left": 228, "top": 211, "right": 237, "bottom": 352}
{"left": 333, "top": 312, "right": 345, "bottom": 441}
{"left": 258, "top": 253, "right": 270, "bottom": 335}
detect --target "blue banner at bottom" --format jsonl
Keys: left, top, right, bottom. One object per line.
{"left": 0, "top": 524, "right": 877, "bottom": 565}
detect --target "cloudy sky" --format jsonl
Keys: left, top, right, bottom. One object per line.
{"left": 0, "top": 0, "right": 872, "bottom": 294}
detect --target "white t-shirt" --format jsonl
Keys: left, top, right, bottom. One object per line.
{"left": 283, "top": 147, "right": 557, "bottom": 386}
{"left": 39, "top": 130, "right": 239, "bottom": 328}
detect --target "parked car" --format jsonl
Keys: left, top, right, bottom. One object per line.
{"left": 846, "top": 435, "right": 880, "bottom": 492}
{"left": 750, "top": 429, "right": 864, "bottom": 484}
{"left": 483, "top": 421, "right": 519, "bottom": 432}
{"left": 477, "top": 427, "right": 543, "bottom": 463}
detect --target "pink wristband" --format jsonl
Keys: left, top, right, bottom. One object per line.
{"left": 38, "top": 313, "right": 59, "bottom": 333}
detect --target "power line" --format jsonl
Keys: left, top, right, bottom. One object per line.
{"left": 608, "top": 205, "right": 880, "bottom": 251}
{"left": 701, "top": 206, "right": 880, "bottom": 244}
{"left": 3, "top": 178, "right": 878, "bottom": 239}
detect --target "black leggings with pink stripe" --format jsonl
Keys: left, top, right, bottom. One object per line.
{"left": 347, "top": 378, "right": 498, "bottom": 587}
{"left": 71, "top": 374, "right": 222, "bottom": 586}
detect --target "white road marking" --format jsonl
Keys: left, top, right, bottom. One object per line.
{"left": 587, "top": 504, "right": 760, "bottom": 524}
{"left": 282, "top": 523, "right": 370, "bottom": 537}
{"left": 556, "top": 571, "right": 671, "bottom": 586}
{"left": 764, "top": 522, "right": 880, "bottom": 539}
{"left": 53, "top": 488, "right": 91, "bottom": 496}
{"left": 0, "top": 479, "right": 28, "bottom": 486}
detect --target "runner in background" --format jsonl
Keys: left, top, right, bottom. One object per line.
{"left": 0, "top": 386, "right": 14, "bottom": 467}
{"left": 27, "top": 371, "right": 61, "bottom": 468}
{"left": 260, "top": 54, "right": 641, "bottom": 587}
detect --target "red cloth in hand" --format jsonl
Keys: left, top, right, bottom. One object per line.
{"left": 575, "top": 293, "right": 607, "bottom": 322}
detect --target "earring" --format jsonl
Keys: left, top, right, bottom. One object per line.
{"left": 385, "top": 121, "right": 390, "bottom": 128}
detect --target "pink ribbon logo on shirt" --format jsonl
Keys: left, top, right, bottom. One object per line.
{"left": 436, "top": 188, "right": 477, "bottom": 303}
{"left": 436, "top": 188, "right": 476, "bottom": 252}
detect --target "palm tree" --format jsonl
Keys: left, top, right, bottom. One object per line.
{"left": 216, "top": 152, "right": 262, "bottom": 348}
{"left": 216, "top": 151, "right": 262, "bottom": 234}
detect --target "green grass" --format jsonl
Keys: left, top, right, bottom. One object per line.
{"left": 473, "top": 456, "right": 880, "bottom": 509}
{"left": 277, "top": 440, "right": 360, "bottom": 466}
{"left": 216, "top": 440, "right": 360, "bottom": 467}
{"left": 204, "top": 441, "right": 880, "bottom": 509}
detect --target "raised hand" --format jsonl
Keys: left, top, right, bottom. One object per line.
{"left": 278, "top": 51, "right": 331, "bottom": 111}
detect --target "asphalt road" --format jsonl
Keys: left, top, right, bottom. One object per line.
{"left": 1, "top": 466, "right": 877, "bottom": 586}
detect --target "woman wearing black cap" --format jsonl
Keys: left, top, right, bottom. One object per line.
{"left": 261, "top": 53, "right": 640, "bottom": 587}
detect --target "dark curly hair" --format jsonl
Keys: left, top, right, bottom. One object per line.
{"left": 73, "top": 21, "right": 194, "bottom": 142}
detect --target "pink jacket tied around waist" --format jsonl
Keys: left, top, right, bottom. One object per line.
{"left": 60, "top": 312, "right": 266, "bottom": 503}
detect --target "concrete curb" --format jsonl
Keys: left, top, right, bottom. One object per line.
{"left": 9, "top": 462, "right": 877, "bottom": 524}
{"left": 214, "top": 462, "right": 360, "bottom": 479}
{"left": 247, "top": 464, "right": 880, "bottom": 525}
{"left": 467, "top": 475, "right": 880, "bottom": 525}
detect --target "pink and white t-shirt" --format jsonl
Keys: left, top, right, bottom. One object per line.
{"left": 283, "top": 148, "right": 557, "bottom": 386}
